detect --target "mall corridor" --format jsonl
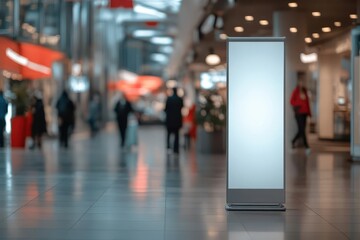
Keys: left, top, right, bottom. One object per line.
{"left": 0, "top": 126, "right": 357, "bottom": 240}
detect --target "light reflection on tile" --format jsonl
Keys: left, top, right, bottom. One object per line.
{"left": 0, "top": 126, "right": 357, "bottom": 239}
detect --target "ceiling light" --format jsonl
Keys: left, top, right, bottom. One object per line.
{"left": 134, "top": 4, "right": 166, "bottom": 18}
{"left": 150, "top": 36, "right": 173, "bottom": 45}
{"left": 234, "top": 26, "right": 244, "bottom": 32}
{"left": 300, "top": 53, "right": 318, "bottom": 64}
{"left": 219, "top": 33, "right": 227, "bottom": 40}
{"left": 312, "top": 33, "right": 320, "bottom": 38}
{"left": 289, "top": 27, "right": 297, "bottom": 33}
{"left": 350, "top": 14, "right": 358, "bottom": 19}
{"left": 312, "top": 12, "right": 321, "bottom": 17}
{"left": 322, "top": 27, "right": 331, "bottom": 33}
{"left": 288, "top": 2, "right": 298, "bottom": 8}
{"left": 206, "top": 54, "right": 221, "bottom": 66}
{"left": 151, "top": 53, "right": 168, "bottom": 63}
{"left": 334, "top": 21, "right": 342, "bottom": 27}
{"left": 133, "top": 29, "right": 158, "bottom": 38}
{"left": 159, "top": 45, "right": 173, "bottom": 54}
{"left": 245, "top": 16, "right": 254, "bottom": 21}
{"left": 305, "top": 37, "right": 312, "bottom": 43}
{"left": 259, "top": 20, "right": 269, "bottom": 26}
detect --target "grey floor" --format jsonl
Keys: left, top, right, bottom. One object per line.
{"left": 0, "top": 125, "right": 359, "bottom": 240}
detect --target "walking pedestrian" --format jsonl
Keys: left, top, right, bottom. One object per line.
{"left": 114, "top": 93, "right": 133, "bottom": 148}
{"left": 0, "top": 90, "right": 8, "bottom": 148}
{"left": 56, "top": 90, "right": 75, "bottom": 148}
{"left": 165, "top": 87, "right": 184, "bottom": 154}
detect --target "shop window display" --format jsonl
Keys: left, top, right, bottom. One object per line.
{"left": 0, "top": 0, "right": 13, "bottom": 35}
{"left": 19, "top": 0, "right": 61, "bottom": 48}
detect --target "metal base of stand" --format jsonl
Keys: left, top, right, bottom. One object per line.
{"left": 226, "top": 203, "right": 286, "bottom": 211}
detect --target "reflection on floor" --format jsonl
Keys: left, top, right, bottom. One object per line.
{"left": 0, "top": 125, "right": 358, "bottom": 240}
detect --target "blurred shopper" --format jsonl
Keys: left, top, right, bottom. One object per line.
{"left": 290, "top": 79, "right": 311, "bottom": 151}
{"left": 183, "top": 104, "right": 197, "bottom": 149}
{"left": 88, "top": 93, "right": 101, "bottom": 137}
{"left": 0, "top": 90, "right": 8, "bottom": 148}
{"left": 165, "top": 87, "right": 184, "bottom": 154}
{"left": 56, "top": 91, "right": 75, "bottom": 148}
{"left": 30, "top": 94, "right": 47, "bottom": 149}
{"left": 114, "top": 93, "right": 134, "bottom": 148}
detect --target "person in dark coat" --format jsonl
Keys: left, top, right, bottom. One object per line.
{"left": 31, "top": 95, "right": 47, "bottom": 149}
{"left": 165, "top": 87, "right": 184, "bottom": 154}
{"left": 0, "top": 90, "right": 8, "bottom": 148}
{"left": 114, "top": 93, "right": 133, "bottom": 148}
{"left": 56, "top": 90, "right": 75, "bottom": 148}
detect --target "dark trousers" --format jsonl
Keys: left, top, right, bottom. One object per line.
{"left": 167, "top": 127, "right": 180, "bottom": 153}
{"left": 0, "top": 119, "right": 5, "bottom": 147}
{"left": 59, "top": 122, "right": 70, "bottom": 148}
{"left": 292, "top": 114, "right": 309, "bottom": 148}
{"left": 117, "top": 121, "right": 127, "bottom": 147}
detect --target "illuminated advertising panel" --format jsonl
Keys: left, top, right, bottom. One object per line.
{"left": 226, "top": 38, "right": 285, "bottom": 211}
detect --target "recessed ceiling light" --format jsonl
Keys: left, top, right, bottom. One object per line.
{"left": 322, "top": 27, "right": 331, "bottom": 33}
{"left": 133, "top": 29, "right": 159, "bottom": 38}
{"left": 305, "top": 37, "right": 312, "bottom": 43}
{"left": 259, "top": 20, "right": 269, "bottom": 26}
{"left": 312, "top": 33, "right": 320, "bottom": 38}
{"left": 350, "top": 14, "right": 358, "bottom": 19}
{"left": 245, "top": 16, "right": 254, "bottom": 21}
{"left": 219, "top": 33, "right": 227, "bottom": 40}
{"left": 312, "top": 12, "right": 321, "bottom": 17}
{"left": 150, "top": 36, "right": 173, "bottom": 45}
{"left": 334, "top": 21, "right": 341, "bottom": 27}
{"left": 288, "top": 2, "right": 298, "bottom": 8}
{"left": 234, "top": 26, "right": 244, "bottom": 32}
{"left": 290, "top": 27, "right": 298, "bottom": 33}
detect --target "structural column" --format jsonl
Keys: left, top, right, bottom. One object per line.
{"left": 273, "top": 11, "right": 307, "bottom": 149}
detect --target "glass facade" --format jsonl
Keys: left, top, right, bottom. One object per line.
{"left": 19, "top": 0, "right": 61, "bottom": 48}
{"left": 0, "top": 0, "right": 14, "bottom": 35}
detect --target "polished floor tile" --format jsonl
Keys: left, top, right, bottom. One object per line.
{"left": 0, "top": 125, "right": 358, "bottom": 239}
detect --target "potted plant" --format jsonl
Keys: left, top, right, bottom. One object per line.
{"left": 196, "top": 90, "right": 226, "bottom": 153}
{"left": 10, "top": 81, "right": 30, "bottom": 148}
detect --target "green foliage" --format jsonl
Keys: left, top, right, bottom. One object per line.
{"left": 196, "top": 90, "right": 226, "bottom": 132}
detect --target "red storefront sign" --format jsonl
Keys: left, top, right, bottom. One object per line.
{"left": 109, "top": 0, "right": 134, "bottom": 8}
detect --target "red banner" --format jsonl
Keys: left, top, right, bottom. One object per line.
{"left": 0, "top": 37, "right": 65, "bottom": 80}
{"left": 109, "top": 0, "right": 133, "bottom": 8}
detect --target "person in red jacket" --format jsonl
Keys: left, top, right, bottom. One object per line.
{"left": 290, "top": 79, "right": 311, "bottom": 149}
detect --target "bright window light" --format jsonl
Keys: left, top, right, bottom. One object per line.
{"left": 305, "top": 37, "right": 312, "bottom": 43}
{"left": 312, "top": 12, "right": 321, "bottom": 17}
{"left": 245, "top": 16, "right": 254, "bottom": 21}
{"left": 150, "top": 37, "right": 173, "bottom": 45}
{"left": 133, "top": 30, "right": 159, "bottom": 38}
{"left": 234, "top": 26, "right": 244, "bottom": 32}
{"left": 134, "top": 4, "right": 166, "bottom": 18}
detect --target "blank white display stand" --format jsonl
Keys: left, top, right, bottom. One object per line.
{"left": 226, "top": 37, "right": 286, "bottom": 211}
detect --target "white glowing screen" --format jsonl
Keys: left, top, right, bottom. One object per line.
{"left": 228, "top": 40, "right": 284, "bottom": 189}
